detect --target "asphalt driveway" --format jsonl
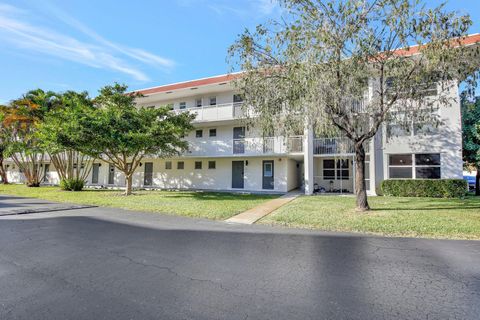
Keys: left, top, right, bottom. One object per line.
{"left": 0, "top": 196, "right": 479, "bottom": 319}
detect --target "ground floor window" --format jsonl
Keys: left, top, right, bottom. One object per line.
{"left": 388, "top": 153, "right": 441, "bottom": 179}
{"left": 323, "top": 159, "right": 350, "bottom": 180}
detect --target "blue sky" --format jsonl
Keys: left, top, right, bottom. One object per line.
{"left": 0, "top": 0, "right": 478, "bottom": 103}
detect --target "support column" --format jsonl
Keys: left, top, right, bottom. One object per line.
{"left": 304, "top": 124, "right": 314, "bottom": 195}
{"left": 369, "top": 138, "right": 377, "bottom": 195}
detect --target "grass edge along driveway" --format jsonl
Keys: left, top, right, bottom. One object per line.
{"left": 0, "top": 184, "right": 278, "bottom": 220}
{"left": 261, "top": 195, "right": 480, "bottom": 240}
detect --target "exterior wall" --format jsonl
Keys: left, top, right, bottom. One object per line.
{"left": 84, "top": 157, "right": 289, "bottom": 193}
{"left": 381, "top": 82, "right": 463, "bottom": 181}
{"left": 286, "top": 159, "right": 300, "bottom": 191}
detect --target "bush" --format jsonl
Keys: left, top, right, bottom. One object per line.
{"left": 381, "top": 179, "right": 467, "bottom": 198}
{"left": 60, "top": 178, "right": 85, "bottom": 191}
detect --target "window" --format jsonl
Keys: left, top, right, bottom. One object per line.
{"left": 196, "top": 129, "right": 203, "bottom": 138}
{"left": 388, "top": 154, "right": 441, "bottom": 179}
{"left": 195, "top": 161, "right": 202, "bottom": 170}
{"left": 165, "top": 161, "right": 172, "bottom": 170}
{"left": 179, "top": 102, "right": 186, "bottom": 109}
{"left": 208, "top": 161, "right": 216, "bottom": 169}
{"left": 177, "top": 161, "right": 184, "bottom": 170}
{"left": 389, "top": 154, "right": 413, "bottom": 178}
{"left": 195, "top": 99, "right": 202, "bottom": 108}
{"left": 415, "top": 153, "right": 441, "bottom": 179}
{"left": 209, "top": 128, "right": 217, "bottom": 137}
{"left": 336, "top": 159, "right": 349, "bottom": 180}
{"left": 233, "top": 94, "right": 243, "bottom": 103}
{"left": 264, "top": 162, "right": 273, "bottom": 177}
{"left": 209, "top": 96, "right": 217, "bottom": 106}
{"left": 323, "top": 160, "right": 335, "bottom": 180}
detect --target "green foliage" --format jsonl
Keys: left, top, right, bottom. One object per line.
{"left": 77, "top": 83, "right": 195, "bottom": 195}
{"left": 381, "top": 179, "right": 467, "bottom": 198}
{"left": 462, "top": 97, "right": 480, "bottom": 168}
{"left": 59, "top": 178, "right": 85, "bottom": 191}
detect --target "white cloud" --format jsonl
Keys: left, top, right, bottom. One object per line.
{"left": 0, "top": 3, "right": 175, "bottom": 81}
{"left": 175, "top": 0, "right": 280, "bottom": 18}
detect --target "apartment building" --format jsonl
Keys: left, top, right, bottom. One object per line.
{"left": 4, "top": 71, "right": 464, "bottom": 195}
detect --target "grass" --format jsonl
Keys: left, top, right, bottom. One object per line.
{"left": 0, "top": 184, "right": 278, "bottom": 220}
{"left": 261, "top": 195, "right": 480, "bottom": 240}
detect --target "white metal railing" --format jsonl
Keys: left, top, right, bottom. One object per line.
{"left": 184, "top": 136, "right": 304, "bottom": 157}
{"left": 313, "top": 137, "right": 370, "bottom": 155}
{"left": 287, "top": 135, "right": 303, "bottom": 153}
{"left": 174, "top": 102, "right": 246, "bottom": 122}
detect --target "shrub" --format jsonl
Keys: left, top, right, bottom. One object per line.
{"left": 60, "top": 178, "right": 85, "bottom": 191}
{"left": 381, "top": 179, "right": 467, "bottom": 198}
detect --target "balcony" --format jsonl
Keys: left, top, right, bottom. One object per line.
{"left": 185, "top": 136, "right": 304, "bottom": 157}
{"left": 175, "top": 102, "right": 246, "bottom": 122}
{"left": 313, "top": 137, "right": 370, "bottom": 155}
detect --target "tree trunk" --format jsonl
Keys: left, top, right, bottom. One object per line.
{"left": 354, "top": 143, "right": 370, "bottom": 212}
{"left": 0, "top": 152, "right": 8, "bottom": 184}
{"left": 125, "top": 174, "right": 133, "bottom": 196}
{"left": 476, "top": 168, "right": 480, "bottom": 196}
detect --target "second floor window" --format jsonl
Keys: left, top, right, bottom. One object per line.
{"left": 233, "top": 94, "right": 243, "bottom": 103}
{"left": 209, "top": 96, "right": 217, "bottom": 106}
{"left": 195, "top": 161, "right": 202, "bottom": 169}
{"left": 196, "top": 129, "right": 203, "bottom": 138}
{"left": 196, "top": 99, "right": 202, "bottom": 108}
{"left": 177, "top": 161, "right": 184, "bottom": 170}
{"left": 209, "top": 128, "right": 217, "bottom": 137}
{"left": 179, "top": 102, "right": 186, "bottom": 109}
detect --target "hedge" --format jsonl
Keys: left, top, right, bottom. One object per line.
{"left": 380, "top": 179, "right": 467, "bottom": 198}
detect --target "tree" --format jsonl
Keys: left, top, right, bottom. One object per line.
{"left": 0, "top": 105, "right": 9, "bottom": 184}
{"left": 37, "top": 91, "right": 96, "bottom": 190}
{"left": 229, "top": 0, "right": 480, "bottom": 211}
{"left": 77, "top": 83, "right": 195, "bottom": 195}
{"left": 0, "top": 89, "right": 58, "bottom": 187}
{"left": 462, "top": 96, "right": 480, "bottom": 195}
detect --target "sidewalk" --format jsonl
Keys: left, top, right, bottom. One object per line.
{"left": 225, "top": 190, "right": 301, "bottom": 224}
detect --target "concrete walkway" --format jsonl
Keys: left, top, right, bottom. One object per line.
{"left": 226, "top": 190, "right": 301, "bottom": 224}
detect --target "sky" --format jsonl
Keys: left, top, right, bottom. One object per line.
{"left": 0, "top": 0, "right": 478, "bottom": 103}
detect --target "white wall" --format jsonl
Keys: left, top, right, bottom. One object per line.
{"left": 381, "top": 82, "right": 463, "bottom": 180}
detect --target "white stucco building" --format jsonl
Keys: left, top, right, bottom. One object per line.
{"left": 5, "top": 34, "right": 479, "bottom": 195}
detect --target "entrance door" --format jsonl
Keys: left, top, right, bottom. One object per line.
{"left": 262, "top": 160, "right": 274, "bottom": 189}
{"left": 232, "top": 161, "right": 244, "bottom": 189}
{"left": 108, "top": 164, "right": 115, "bottom": 185}
{"left": 144, "top": 162, "right": 153, "bottom": 186}
{"left": 92, "top": 163, "right": 100, "bottom": 184}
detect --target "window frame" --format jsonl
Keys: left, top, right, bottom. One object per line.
{"left": 208, "top": 161, "right": 216, "bottom": 169}
{"left": 209, "top": 96, "right": 217, "bottom": 106}
{"left": 165, "top": 161, "right": 172, "bottom": 170}
{"left": 195, "top": 161, "right": 202, "bottom": 170}
{"left": 209, "top": 128, "right": 217, "bottom": 137}
{"left": 388, "top": 153, "right": 441, "bottom": 179}
{"left": 195, "top": 129, "right": 203, "bottom": 138}
{"left": 177, "top": 161, "right": 184, "bottom": 170}
{"left": 179, "top": 102, "right": 187, "bottom": 110}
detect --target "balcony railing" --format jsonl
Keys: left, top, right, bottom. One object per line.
{"left": 287, "top": 135, "right": 303, "bottom": 153}
{"left": 174, "top": 102, "right": 246, "bottom": 122}
{"left": 185, "top": 136, "right": 304, "bottom": 157}
{"left": 313, "top": 137, "right": 369, "bottom": 155}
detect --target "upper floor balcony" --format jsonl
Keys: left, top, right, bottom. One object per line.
{"left": 184, "top": 135, "right": 303, "bottom": 157}
{"left": 174, "top": 102, "right": 247, "bottom": 123}
{"left": 313, "top": 137, "right": 370, "bottom": 155}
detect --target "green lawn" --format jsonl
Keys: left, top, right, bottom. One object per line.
{"left": 261, "top": 195, "right": 480, "bottom": 240}
{"left": 0, "top": 184, "right": 278, "bottom": 220}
